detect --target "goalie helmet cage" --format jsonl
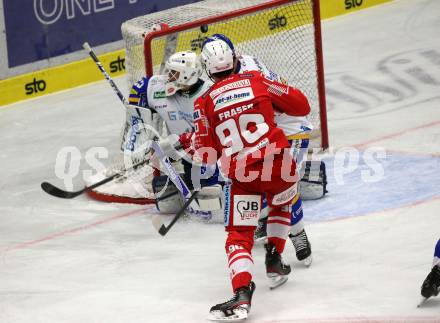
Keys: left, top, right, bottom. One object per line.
{"left": 121, "top": 0, "right": 328, "bottom": 149}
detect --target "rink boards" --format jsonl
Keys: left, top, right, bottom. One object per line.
{"left": 0, "top": 0, "right": 393, "bottom": 107}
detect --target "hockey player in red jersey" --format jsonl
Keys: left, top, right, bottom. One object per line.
{"left": 193, "top": 40, "right": 310, "bottom": 321}
{"left": 201, "top": 34, "right": 323, "bottom": 267}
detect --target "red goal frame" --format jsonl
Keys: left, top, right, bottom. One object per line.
{"left": 143, "top": 0, "right": 328, "bottom": 149}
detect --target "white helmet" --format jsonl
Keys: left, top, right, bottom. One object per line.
{"left": 201, "top": 39, "right": 235, "bottom": 78}
{"left": 164, "top": 51, "right": 202, "bottom": 96}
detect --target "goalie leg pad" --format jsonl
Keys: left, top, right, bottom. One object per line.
{"left": 152, "top": 175, "right": 184, "bottom": 213}
{"left": 299, "top": 160, "right": 328, "bottom": 200}
{"left": 195, "top": 184, "right": 223, "bottom": 212}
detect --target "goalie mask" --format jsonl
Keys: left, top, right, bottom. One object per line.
{"left": 164, "top": 51, "right": 202, "bottom": 96}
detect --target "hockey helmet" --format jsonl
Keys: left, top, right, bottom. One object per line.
{"left": 202, "top": 34, "right": 235, "bottom": 54}
{"left": 201, "top": 39, "right": 235, "bottom": 77}
{"left": 164, "top": 51, "right": 202, "bottom": 96}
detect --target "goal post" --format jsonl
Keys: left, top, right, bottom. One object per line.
{"left": 122, "top": 0, "right": 328, "bottom": 149}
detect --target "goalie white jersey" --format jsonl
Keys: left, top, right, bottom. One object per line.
{"left": 84, "top": 75, "right": 212, "bottom": 204}
{"left": 236, "top": 54, "right": 313, "bottom": 137}
{"left": 128, "top": 75, "right": 212, "bottom": 136}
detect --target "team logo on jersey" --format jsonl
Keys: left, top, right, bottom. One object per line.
{"left": 214, "top": 87, "right": 254, "bottom": 111}
{"left": 153, "top": 91, "right": 166, "bottom": 99}
{"left": 233, "top": 195, "right": 260, "bottom": 226}
{"left": 209, "top": 79, "right": 251, "bottom": 99}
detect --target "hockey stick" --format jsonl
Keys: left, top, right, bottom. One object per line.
{"left": 149, "top": 140, "right": 199, "bottom": 236}
{"left": 41, "top": 158, "right": 150, "bottom": 199}
{"left": 82, "top": 41, "right": 196, "bottom": 233}
{"left": 82, "top": 42, "right": 130, "bottom": 106}
{"left": 152, "top": 191, "right": 198, "bottom": 236}
{"left": 82, "top": 42, "right": 151, "bottom": 116}
{"left": 41, "top": 43, "right": 152, "bottom": 199}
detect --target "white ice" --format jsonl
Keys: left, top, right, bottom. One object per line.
{"left": 1, "top": 0, "right": 440, "bottom": 322}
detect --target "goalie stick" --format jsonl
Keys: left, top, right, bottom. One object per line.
{"left": 149, "top": 140, "right": 199, "bottom": 236}
{"left": 41, "top": 158, "right": 150, "bottom": 199}
{"left": 44, "top": 41, "right": 196, "bottom": 233}
{"left": 82, "top": 42, "right": 129, "bottom": 106}
{"left": 41, "top": 42, "right": 154, "bottom": 200}
{"left": 82, "top": 42, "right": 153, "bottom": 115}
{"left": 81, "top": 45, "right": 201, "bottom": 234}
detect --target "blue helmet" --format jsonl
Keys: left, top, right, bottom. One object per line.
{"left": 202, "top": 34, "right": 235, "bottom": 56}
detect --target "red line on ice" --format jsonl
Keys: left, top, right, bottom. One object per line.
{"left": 353, "top": 120, "right": 440, "bottom": 149}
{"left": 3, "top": 208, "right": 145, "bottom": 252}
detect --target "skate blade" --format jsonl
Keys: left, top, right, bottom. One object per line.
{"left": 208, "top": 308, "right": 248, "bottom": 322}
{"left": 267, "top": 273, "right": 288, "bottom": 290}
{"left": 302, "top": 255, "right": 313, "bottom": 267}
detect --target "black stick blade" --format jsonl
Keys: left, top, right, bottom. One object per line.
{"left": 151, "top": 214, "right": 168, "bottom": 236}
{"left": 41, "top": 182, "right": 84, "bottom": 199}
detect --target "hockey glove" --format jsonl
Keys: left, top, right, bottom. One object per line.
{"left": 158, "top": 134, "right": 184, "bottom": 161}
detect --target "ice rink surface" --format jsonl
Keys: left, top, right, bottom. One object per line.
{"left": 1, "top": 0, "right": 440, "bottom": 322}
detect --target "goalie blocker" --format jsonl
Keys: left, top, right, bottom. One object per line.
{"left": 152, "top": 174, "right": 224, "bottom": 222}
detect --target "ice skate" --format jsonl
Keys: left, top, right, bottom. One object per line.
{"left": 265, "top": 243, "right": 291, "bottom": 289}
{"left": 208, "top": 282, "right": 256, "bottom": 322}
{"left": 420, "top": 264, "right": 440, "bottom": 301}
{"left": 289, "top": 229, "right": 312, "bottom": 266}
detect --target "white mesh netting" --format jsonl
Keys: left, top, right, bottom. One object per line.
{"left": 121, "top": 0, "right": 326, "bottom": 147}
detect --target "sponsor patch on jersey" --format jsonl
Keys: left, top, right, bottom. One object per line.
{"left": 209, "top": 79, "right": 251, "bottom": 99}
{"left": 153, "top": 91, "right": 166, "bottom": 99}
{"left": 235, "top": 137, "right": 269, "bottom": 161}
{"left": 233, "top": 195, "right": 260, "bottom": 226}
{"left": 272, "top": 183, "right": 298, "bottom": 206}
{"left": 223, "top": 184, "right": 231, "bottom": 226}
{"left": 239, "top": 73, "right": 254, "bottom": 78}
{"left": 194, "top": 116, "right": 209, "bottom": 136}
{"left": 214, "top": 87, "right": 254, "bottom": 111}
{"left": 168, "top": 111, "right": 177, "bottom": 121}
{"left": 168, "top": 110, "right": 192, "bottom": 121}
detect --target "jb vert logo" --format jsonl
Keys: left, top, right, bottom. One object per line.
{"left": 25, "top": 78, "right": 47, "bottom": 95}
{"left": 237, "top": 200, "right": 259, "bottom": 220}
{"left": 268, "top": 14, "right": 287, "bottom": 30}
{"left": 233, "top": 195, "right": 260, "bottom": 226}
{"left": 109, "top": 56, "right": 125, "bottom": 73}
{"left": 345, "top": 0, "right": 363, "bottom": 9}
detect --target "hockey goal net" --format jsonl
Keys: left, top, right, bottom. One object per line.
{"left": 85, "top": 0, "right": 328, "bottom": 204}
{"left": 122, "top": 0, "right": 328, "bottom": 148}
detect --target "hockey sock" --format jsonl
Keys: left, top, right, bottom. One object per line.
{"left": 267, "top": 206, "right": 291, "bottom": 254}
{"left": 225, "top": 230, "right": 255, "bottom": 291}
